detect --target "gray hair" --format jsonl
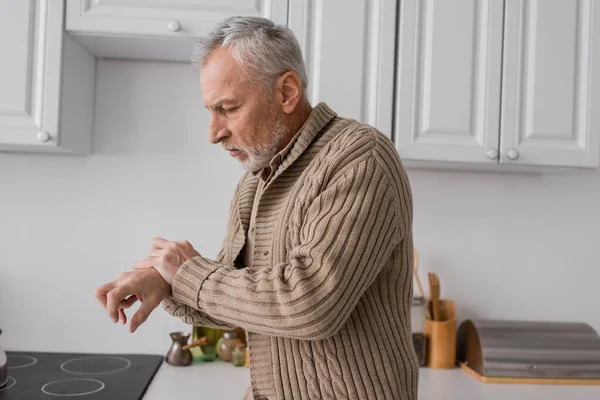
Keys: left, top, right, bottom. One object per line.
{"left": 192, "top": 16, "right": 308, "bottom": 97}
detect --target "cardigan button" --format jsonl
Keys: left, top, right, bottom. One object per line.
{"left": 255, "top": 397, "right": 269, "bottom": 400}
{"left": 263, "top": 250, "right": 269, "bottom": 256}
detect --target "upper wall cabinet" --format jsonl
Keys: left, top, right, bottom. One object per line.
{"left": 395, "top": 0, "right": 600, "bottom": 169}
{"left": 0, "top": 0, "right": 95, "bottom": 154}
{"left": 394, "top": 0, "right": 504, "bottom": 164}
{"left": 288, "top": 0, "right": 397, "bottom": 136}
{"left": 66, "top": 0, "right": 289, "bottom": 61}
{"left": 500, "top": 0, "right": 600, "bottom": 168}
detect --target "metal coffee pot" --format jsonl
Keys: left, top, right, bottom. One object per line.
{"left": 165, "top": 332, "right": 193, "bottom": 366}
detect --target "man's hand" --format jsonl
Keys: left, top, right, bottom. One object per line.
{"left": 132, "top": 237, "right": 200, "bottom": 285}
{"left": 94, "top": 268, "right": 171, "bottom": 333}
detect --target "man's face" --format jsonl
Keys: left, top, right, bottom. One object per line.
{"left": 201, "top": 47, "right": 288, "bottom": 172}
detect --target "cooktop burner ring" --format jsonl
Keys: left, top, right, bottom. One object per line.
{"left": 41, "top": 378, "right": 105, "bottom": 397}
{"left": 60, "top": 355, "right": 131, "bottom": 375}
{"left": 7, "top": 355, "right": 37, "bottom": 369}
{"left": 0, "top": 376, "right": 16, "bottom": 392}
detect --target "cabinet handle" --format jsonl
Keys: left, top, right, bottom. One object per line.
{"left": 37, "top": 131, "right": 51, "bottom": 143}
{"left": 506, "top": 148, "right": 520, "bottom": 160}
{"left": 168, "top": 21, "right": 181, "bottom": 32}
{"left": 486, "top": 148, "right": 499, "bottom": 160}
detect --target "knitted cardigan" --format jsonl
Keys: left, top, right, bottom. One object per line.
{"left": 162, "top": 103, "right": 419, "bottom": 400}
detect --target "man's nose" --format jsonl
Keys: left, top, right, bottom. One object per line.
{"left": 208, "top": 115, "right": 230, "bottom": 144}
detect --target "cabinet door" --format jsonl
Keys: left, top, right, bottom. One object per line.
{"left": 394, "top": 0, "right": 504, "bottom": 163}
{"left": 66, "top": 0, "right": 288, "bottom": 38}
{"left": 0, "top": 1, "right": 94, "bottom": 154}
{"left": 500, "top": 0, "right": 600, "bottom": 168}
{"left": 288, "top": 0, "right": 397, "bottom": 136}
{"left": 0, "top": 0, "right": 62, "bottom": 148}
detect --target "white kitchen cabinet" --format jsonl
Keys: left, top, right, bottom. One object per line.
{"left": 288, "top": 0, "right": 397, "bottom": 136}
{"left": 0, "top": 0, "right": 95, "bottom": 154}
{"left": 394, "top": 0, "right": 504, "bottom": 164}
{"left": 394, "top": 0, "right": 600, "bottom": 169}
{"left": 500, "top": 0, "right": 600, "bottom": 168}
{"left": 66, "top": 0, "right": 289, "bottom": 61}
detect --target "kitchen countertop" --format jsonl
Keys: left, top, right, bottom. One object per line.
{"left": 143, "top": 360, "right": 250, "bottom": 400}
{"left": 144, "top": 362, "right": 600, "bottom": 400}
{"left": 417, "top": 368, "right": 599, "bottom": 400}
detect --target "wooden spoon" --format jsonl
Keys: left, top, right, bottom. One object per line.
{"left": 428, "top": 272, "right": 441, "bottom": 321}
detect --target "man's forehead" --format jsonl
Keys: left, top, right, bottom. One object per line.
{"left": 200, "top": 48, "right": 247, "bottom": 107}
{"left": 200, "top": 47, "right": 242, "bottom": 83}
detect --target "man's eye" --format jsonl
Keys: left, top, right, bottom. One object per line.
{"left": 221, "top": 107, "right": 238, "bottom": 114}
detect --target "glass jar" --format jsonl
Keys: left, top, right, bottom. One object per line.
{"left": 217, "top": 330, "right": 243, "bottom": 362}
{"left": 231, "top": 343, "right": 247, "bottom": 367}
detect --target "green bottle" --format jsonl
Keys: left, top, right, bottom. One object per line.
{"left": 191, "top": 326, "right": 222, "bottom": 362}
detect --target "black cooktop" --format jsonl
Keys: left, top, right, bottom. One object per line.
{"left": 0, "top": 351, "right": 163, "bottom": 400}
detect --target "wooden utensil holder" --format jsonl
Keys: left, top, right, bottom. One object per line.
{"left": 425, "top": 299, "right": 457, "bottom": 369}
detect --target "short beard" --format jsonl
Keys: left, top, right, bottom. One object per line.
{"left": 241, "top": 114, "right": 289, "bottom": 173}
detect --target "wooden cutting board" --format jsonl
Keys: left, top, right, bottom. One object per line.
{"left": 460, "top": 362, "right": 600, "bottom": 385}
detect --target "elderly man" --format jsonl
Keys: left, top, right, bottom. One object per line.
{"left": 95, "top": 16, "right": 418, "bottom": 400}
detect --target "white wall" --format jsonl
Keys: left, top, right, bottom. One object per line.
{"left": 1, "top": 59, "right": 599, "bottom": 355}
{"left": 0, "top": 59, "right": 242, "bottom": 354}
{"left": 409, "top": 167, "right": 599, "bottom": 330}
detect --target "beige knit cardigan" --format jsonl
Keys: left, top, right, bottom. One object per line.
{"left": 162, "top": 103, "right": 419, "bottom": 400}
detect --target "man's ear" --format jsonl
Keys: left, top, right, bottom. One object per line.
{"left": 277, "top": 71, "right": 303, "bottom": 114}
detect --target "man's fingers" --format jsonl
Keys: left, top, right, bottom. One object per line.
{"left": 119, "top": 295, "right": 138, "bottom": 309}
{"left": 151, "top": 237, "right": 168, "bottom": 249}
{"left": 94, "top": 281, "right": 116, "bottom": 309}
{"left": 129, "top": 296, "right": 160, "bottom": 333}
{"left": 132, "top": 257, "right": 158, "bottom": 270}
{"left": 106, "top": 283, "right": 134, "bottom": 323}
{"left": 118, "top": 295, "right": 138, "bottom": 324}
{"left": 149, "top": 249, "right": 162, "bottom": 257}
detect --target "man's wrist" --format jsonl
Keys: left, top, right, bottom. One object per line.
{"left": 152, "top": 265, "right": 174, "bottom": 286}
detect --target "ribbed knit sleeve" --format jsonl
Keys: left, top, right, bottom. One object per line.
{"left": 161, "top": 297, "right": 237, "bottom": 329}
{"left": 169, "top": 155, "right": 405, "bottom": 341}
